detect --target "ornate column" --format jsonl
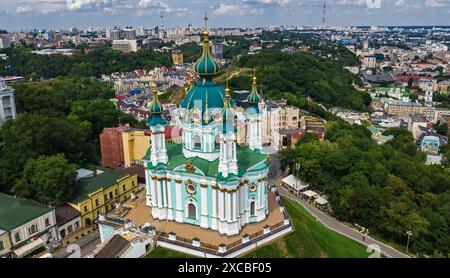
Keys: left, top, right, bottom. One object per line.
{"left": 233, "top": 190, "right": 238, "bottom": 222}
{"left": 175, "top": 179, "right": 183, "bottom": 223}
{"left": 219, "top": 189, "right": 225, "bottom": 221}
{"left": 167, "top": 178, "right": 173, "bottom": 220}
{"left": 212, "top": 185, "right": 218, "bottom": 229}
{"left": 145, "top": 169, "right": 151, "bottom": 206}
{"left": 226, "top": 192, "right": 232, "bottom": 222}
{"left": 200, "top": 184, "right": 208, "bottom": 228}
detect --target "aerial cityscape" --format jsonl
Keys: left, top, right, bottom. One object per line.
{"left": 0, "top": 0, "right": 449, "bottom": 267}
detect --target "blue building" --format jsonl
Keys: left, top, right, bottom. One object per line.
{"left": 421, "top": 135, "right": 440, "bottom": 155}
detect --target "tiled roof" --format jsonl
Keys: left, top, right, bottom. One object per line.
{"left": 55, "top": 205, "right": 80, "bottom": 226}
{"left": 94, "top": 234, "right": 130, "bottom": 258}
{"left": 71, "top": 169, "right": 129, "bottom": 203}
{"left": 142, "top": 143, "right": 268, "bottom": 178}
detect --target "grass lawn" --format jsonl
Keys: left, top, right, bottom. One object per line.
{"left": 144, "top": 246, "right": 198, "bottom": 258}
{"left": 243, "top": 197, "right": 370, "bottom": 258}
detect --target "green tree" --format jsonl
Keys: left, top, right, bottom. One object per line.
{"left": 298, "top": 132, "right": 319, "bottom": 145}
{"left": 13, "top": 154, "right": 77, "bottom": 206}
{"left": 0, "top": 114, "right": 93, "bottom": 192}
{"left": 68, "top": 99, "right": 122, "bottom": 139}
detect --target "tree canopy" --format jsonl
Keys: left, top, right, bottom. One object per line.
{"left": 0, "top": 46, "right": 172, "bottom": 79}
{"left": 13, "top": 154, "right": 77, "bottom": 206}
{"left": 232, "top": 49, "right": 369, "bottom": 111}
{"left": 280, "top": 121, "right": 450, "bottom": 256}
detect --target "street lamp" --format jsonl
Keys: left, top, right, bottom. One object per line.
{"left": 406, "top": 231, "right": 412, "bottom": 254}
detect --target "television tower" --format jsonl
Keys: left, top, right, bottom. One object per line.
{"left": 322, "top": 1, "right": 326, "bottom": 25}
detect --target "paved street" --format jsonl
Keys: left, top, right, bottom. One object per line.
{"left": 278, "top": 186, "right": 410, "bottom": 258}
{"left": 267, "top": 154, "right": 410, "bottom": 258}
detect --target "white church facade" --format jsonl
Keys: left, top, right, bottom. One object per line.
{"left": 142, "top": 22, "right": 270, "bottom": 236}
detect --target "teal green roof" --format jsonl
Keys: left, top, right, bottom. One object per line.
{"left": 147, "top": 87, "right": 166, "bottom": 127}
{"left": 181, "top": 79, "right": 235, "bottom": 125}
{"left": 247, "top": 76, "right": 261, "bottom": 104}
{"left": 143, "top": 144, "right": 269, "bottom": 179}
{"left": 247, "top": 73, "right": 262, "bottom": 114}
{"left": 147, "top": 114, "right": 166, "bottom": 126}
{"left": 194, "top": 31, "right": 220, "bottom": 76}
{"left": 0, "top": 193, "right": 53, "bottom": 231}
{"left": 149, "top": 96, "right": 163, "bottom": 114}
{"left": 71, "top": 169, "right": 128, "bottom": 203}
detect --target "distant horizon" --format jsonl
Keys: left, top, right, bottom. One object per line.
{"left": 3, "top": 25, "right": 450, "bottom": 33}
{"left": 0, "top": 0, "right": 449, "bottom": 32}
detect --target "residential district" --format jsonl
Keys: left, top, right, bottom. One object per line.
{"left": 0, "top": 17, "right": 449, "bottom": 259}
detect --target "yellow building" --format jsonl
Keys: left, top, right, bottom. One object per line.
{"left": 172, "top": 50, "right": 184, "bottom": 65}
{"left": 121, "top": 129, "right": 151, "bottom": 167}
{"left": 0, "top": 230, "right": 12, "bottom": 257}
{"left": 68, "top": 168, "right": 138, "bottom": 228}
{"left": 439, "top": 81, "right": 450, "bottom": 94}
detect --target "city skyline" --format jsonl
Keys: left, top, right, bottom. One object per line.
{"left": 0, "top": 0, "right": 449, "bottom": 31}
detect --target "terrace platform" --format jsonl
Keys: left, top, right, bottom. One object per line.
{"left": 108, "top": 189, "right": 292, "bottom": 257}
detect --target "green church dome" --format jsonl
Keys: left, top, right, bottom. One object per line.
{"left": 181, "top": 21, "right": 232, "bottom": 125}
{"left": 246, "top": 69, "right": 262, "bottom": 113}
{"left": 147, "top": 83, "right": 166, "bottom": 126}
{"left": 194, "top": 30, "right": 220, "bottom": 77}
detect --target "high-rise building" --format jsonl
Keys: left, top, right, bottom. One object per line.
{"left": 211, "top": 37, "right": 223, "bottom": 60}
{"left": 123, "top": 26, "right": 137, "bottom": 40}
{"left": 111, "top": 27, "right": 122, "bottom": 40}
{"left": 0, "top": 77, "right": 17, "bottom": 127}
{"left": 106, "top": 27, "right": 112, "bottom": 38}
{"left": 136, "top": 26, "right": 145, "bottom": 37}
{"left": 0, "top": 38, "right": 11, "bottom": 49}
{"left": 112, "top": 40, "right": 138, "bottom": 53}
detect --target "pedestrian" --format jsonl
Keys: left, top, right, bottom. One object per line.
{"left": 363, "top": 235, "right": 365, "bottom": 242}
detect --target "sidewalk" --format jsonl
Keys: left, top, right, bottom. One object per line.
{"left": 277, "top": 186, "right": 410, "bottom": 258}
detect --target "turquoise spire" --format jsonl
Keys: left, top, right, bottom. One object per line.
{"left": 222, "top": 80, "right": 235, "bottom": 134}
{"left": 180, "top": 12, "right": 228, "bottom": 125}
{"left": 246, "top": 69, "right": 261, "bottom": 114}
{"left": 147, "top": 83, "right": 166, "bottom": 126}
{"left": 194, "top": 13, "right": 220, "bottom": 77}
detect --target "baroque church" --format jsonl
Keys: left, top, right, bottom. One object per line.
{"left": 143, "top": 17, "right": 270, "bottom": 236}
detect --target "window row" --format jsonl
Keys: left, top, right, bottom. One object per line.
{"left": 192, "top": 135, "right": 221, "bottom": 150}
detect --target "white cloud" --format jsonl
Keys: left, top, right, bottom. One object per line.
{"left": 138, "top": 0, "right": 168, "bottom": 9}
{"left": 214, "top": 3, "right": 264, "bottom": 16}
{"left": 425, "top": 0, "right": 445, "bottom": 8}
{"left": 15, "top": 6, "right": 33, "bottom": 13}
{"left": 257, "top": 0, "right": 290, "bottom": 6}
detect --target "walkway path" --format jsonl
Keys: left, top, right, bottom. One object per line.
{"left": 277, "top": 186, "right": 410, "bottom": 258}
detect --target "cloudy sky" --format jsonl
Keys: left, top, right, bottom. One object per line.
{"left": 0, "top": 0, "right": 449, "bottom": 31}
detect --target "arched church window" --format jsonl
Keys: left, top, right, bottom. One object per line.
{"left": 188, "top": 203, "right": 196, "bottom": 219}
{"left": 250, "top": 201, "right": 256, "bottom": 216}
{"left": 214, "top": 135, "right": 220, "bottom": 150}
{"left": 194, "top": 135, "right": 201, "bottom": 149}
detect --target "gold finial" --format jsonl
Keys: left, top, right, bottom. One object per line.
{"left": 189, "top": 74, "right": 194, "bottom": 89}
{"left": 225, "top": 78, "right": 231, "bottom": 98}
{"left": 252, "top": 68, "right": 257, "bottom": 84}
{"left": 152, "top": 82, "right": 157, "bottom": 93}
